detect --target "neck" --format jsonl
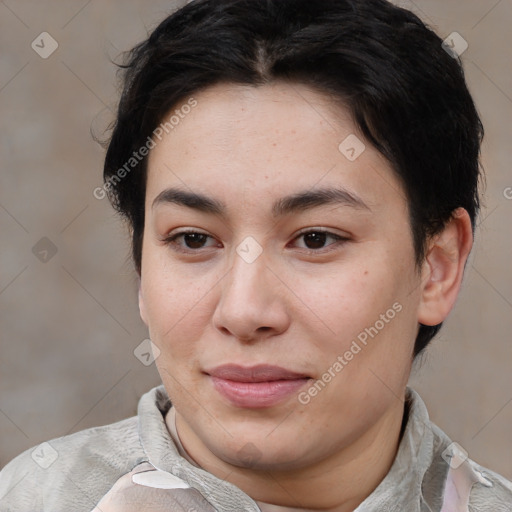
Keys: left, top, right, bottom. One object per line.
{"left": 171, "top": 398, "right": 407, "bottom": 511}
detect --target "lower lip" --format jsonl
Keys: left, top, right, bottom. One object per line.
{"left": 210, "top": 376, "right": 310, "bottom": 408}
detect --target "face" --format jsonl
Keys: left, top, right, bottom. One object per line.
{"left": 139, "top": 82, "right": 423, "bottom": 471}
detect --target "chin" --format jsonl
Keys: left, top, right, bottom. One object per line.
{"left": 210, "top": 433, "right": 309, "bottom": 471}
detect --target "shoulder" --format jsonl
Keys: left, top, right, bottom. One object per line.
{"left": 467, "top": 459, "right": 512, "bottom": 512}
{"left": 405, "top": 389, "right": 512, "bottom": 512}
{"left": 0, "top": 415, "right": 146, "bottom": 511}
{"left": 429, "top": 422, "right": 512, "bottom": 511}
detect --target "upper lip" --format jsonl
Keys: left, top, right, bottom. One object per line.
{"left": 205, "top": 364, "right": 310, "bottom": 382}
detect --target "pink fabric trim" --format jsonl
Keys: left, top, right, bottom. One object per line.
{"left": 440, "top": 446, "right": 493, "bottom": 512}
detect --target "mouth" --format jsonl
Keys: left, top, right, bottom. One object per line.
{"left": 204, "top": 364, "right": 312, "bottom": 408}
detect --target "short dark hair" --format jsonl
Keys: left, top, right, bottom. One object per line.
{"left": 103, "top": 0, "right": 484, "bottom": 357}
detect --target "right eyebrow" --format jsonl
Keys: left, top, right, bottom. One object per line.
{"left": 152, "top": 188, "right": 226, "bottom": 217}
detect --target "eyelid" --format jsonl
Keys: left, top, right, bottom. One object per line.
{"left": 293, "top": 226, "right": 350, "bottom": 238}
{"left": 161, "top": 228, "right": 220, "bottom": 253}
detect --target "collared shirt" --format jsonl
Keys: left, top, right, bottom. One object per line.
{"left": 0, "top": 385, "right": 511, "bottom": 511}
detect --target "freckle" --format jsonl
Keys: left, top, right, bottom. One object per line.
{"left": 364, "top": 270, "right": 369, "bottom": 275}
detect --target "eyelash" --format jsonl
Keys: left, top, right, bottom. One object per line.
{"left": 161, "top": 229, "right": 349, "bottom": 255}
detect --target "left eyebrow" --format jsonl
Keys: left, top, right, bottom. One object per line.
{"left": 271, "top": 186, "right": 371, "bottom": 217}
{"left": 151, "top": 186, "right": 371, "bottom": 217}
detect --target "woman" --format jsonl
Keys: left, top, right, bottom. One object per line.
{"left": 1, "top": 0, "right": 511, "bottom": 510}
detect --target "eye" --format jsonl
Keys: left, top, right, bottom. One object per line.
{"left": 291, "top": 229, "right": 348, "bottom": 253}
{"left": 162, "top": 230, "right": 220, "bottom": 253}
{"left": 162, "top": 228, "right": 348, "bottom": 255}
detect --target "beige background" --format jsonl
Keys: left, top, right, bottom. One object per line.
{"left": 1, "top": 0, "right": 511, "bottom": 479}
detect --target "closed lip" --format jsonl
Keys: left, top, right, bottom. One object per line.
{"left": 204, "top": 364, "right": 310, "bottom": 382}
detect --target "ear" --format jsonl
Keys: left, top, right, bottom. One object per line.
{"left": 417, "top": 208, "right": 474, "bottom": 326}
{"left": 138, "top": 277, "right": 149, "bottom": 326}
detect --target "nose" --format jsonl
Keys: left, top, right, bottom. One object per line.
{"left": 212, "top": 248, "right": 290, "bottom": 343}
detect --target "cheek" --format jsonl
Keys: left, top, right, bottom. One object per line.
{"left": 140, "top": 251, "right": 208, "bottom": 355}
{"left": 294, "top": 263, "right": 394, "bottom": 347}
{"left": 294, "top": 265, "right": 415, "bottom": 427}
{"left": 297, "top": 252, "right": 416, "bottom": 381}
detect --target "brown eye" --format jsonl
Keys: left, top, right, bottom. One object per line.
{"left": 293, "top": 230, "right": 348, "bottom": 252}
{"left": 181, "top": 233, "right": 208, "bottom": 249}
{"left": 162, "top": 230, "right": 220, "bottom": 253}
{"left": 302, "top": 232, "right": 329, "bottom": 249}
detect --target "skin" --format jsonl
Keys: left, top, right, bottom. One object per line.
{"left": 138, "top": 82, "right": 473, "bottom": 511}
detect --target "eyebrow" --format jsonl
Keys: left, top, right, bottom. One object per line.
{"left": 151, "top": 186, "right": 371, "bottom": 217}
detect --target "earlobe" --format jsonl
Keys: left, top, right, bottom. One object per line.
{"left": 417, "top": 208, "right": 473, "bottom": 326}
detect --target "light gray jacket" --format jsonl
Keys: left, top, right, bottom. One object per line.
{"left": 1, "top": 385, "right": 511, "bottom": 511}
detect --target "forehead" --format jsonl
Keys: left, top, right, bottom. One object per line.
{"left": 145, "top": 82, "right": 408, "bottom": 219}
